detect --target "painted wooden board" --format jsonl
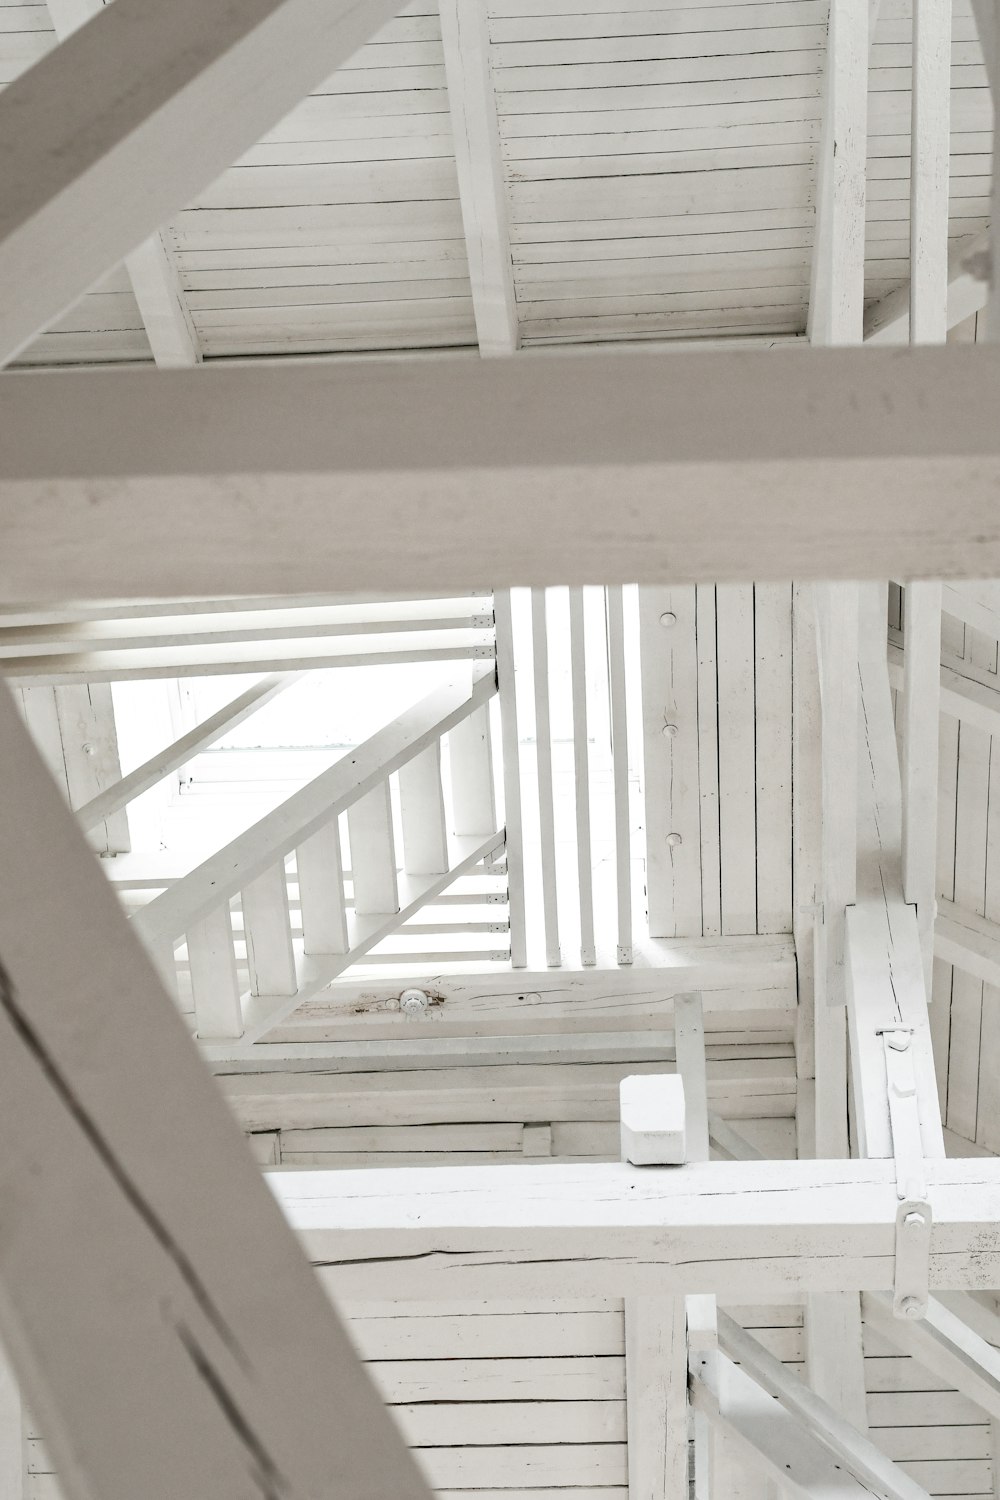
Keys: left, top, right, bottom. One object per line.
{"left": 0, "top": 681, "right": 431, "bottom": 1500}
{"left": 8, "top": 349, "right": 1000, "bottom": 596}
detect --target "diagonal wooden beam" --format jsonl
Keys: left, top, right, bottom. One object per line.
{"left": 0, "top": 681, "right": 432, "bottom": 1500}
{"left": 865, "top": 230, "right": 989, "bottom": 344}
{"left": 0, "top": 0, "right": 403, "bottom": 366}
{"left": 6, "top": 348, "right": 1000, "bottom": 599}
{"left": 438, "top": 0, "right": 518, "bottom": 356}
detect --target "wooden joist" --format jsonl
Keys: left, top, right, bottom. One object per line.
{"left": 6, "top": 350, "right": 1000, "bottom": 597}
{"left": 0, "top": 680, "right": 431, "bottom": 1500}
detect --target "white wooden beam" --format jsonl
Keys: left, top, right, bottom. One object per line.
{"left": 865, "top": 232, "right": 990, "bottom": 343}
{"left": 0, "top": 1345, "right": 22, "bottom": 1500}
{"left": 901, "top": 583, "right": 942, "bottom": 987}
{"left": 42, "top": 0, "right": 200, "bottom": 367}
{"left": 935, "top": 897, "right": 1000, "bottom": 987}
{"left": 624, "top": 1299, "right": 688, "bottom": 1500}
{"left": 8, "top": 350, "right": 1000, "bottom": 596}
{"left": 438, "top": 0, "right": 517, "bottom": 356}
{"left": 0, "top": 681, "right": 432, "bottom": 1500}
{"left": 494, "top": 591, "right": 527, "bottom": 967}
{"left": 808, "top": 0, "right": 869, "bottom": 345}
{"left": 863, "top": 1292, "right": 1000, "bottom": 1422}
{"left": 0, "top": 0, "right": 403, "bottom": 365}
{"left": 691, "top": 1347, "right": 916, "bottom": 1500}
{"left": 909, "top": 0, "right": 952, "bottom": 346}
{"left": 75, "top": 672, "right": 299, "bottom": 832}
{"left": 717, "top": 1314, "right": 930, "bottom": 1500}
{"left": 276, "top": 1156, "right": 1000, "bottom": 1298}
{"left": 849, "top": 583, "right": 944, "bottom": 1162}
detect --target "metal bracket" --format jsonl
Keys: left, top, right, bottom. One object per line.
{"left": 878, "top": 1027, "right": 932, "bottom": 1320}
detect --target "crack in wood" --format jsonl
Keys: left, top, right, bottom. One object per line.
{"left": 0, "top": 958, "right": 249, "bottom": 1374}
{"left": 176, "top": 1320, "right": 289, "bottom": 1500}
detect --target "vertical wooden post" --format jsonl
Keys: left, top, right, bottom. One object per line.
{"left": 531, "top": 589, "right": 561, "bottom": 967}
{"left": 348, "top": 782, "right": 398, "bottom": 917}
{"left": 607, "top": 585, "right": 633, "bottom": 966}
{"left": 297, "top": 819, "right": 349, "bottom": 956}
{"left": 569, "top": 587, "right": 596, "bottom": 966}
{"left": 187, "top": 904, "right": 243, "bottom": 1039}
{"left": 494, "top": 589, "right": 527, "bottom": 967}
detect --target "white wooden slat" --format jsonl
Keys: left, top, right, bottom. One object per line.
{"left": 815, "top": 581, "right": 860, "bottom": 1012}
{"left": 399, "top": 741, "right": 449, "bottom": 876}
{"left": 11, "top": 352, "right": 1000, "bottom": 595}
{"left": 809, "top": 0, "right": 869, "bottom": 343}
{"left": 0, "top": 681, "right": 432, "bottom": 1500}
{"left": 949, "top": 688, "right": 990, "bottom": 1141}
{"left": 438, "top": 0, "right": 517, "bottom": 355}
{"left": 138, "top": 672, "right": 495, "bottom": 952}
{"left": 348, "top": 783, "right": 399, "bottom": 918}
{"left": 242, "top": 860, "right": 297, "bottom": 999}
{"left": 187, "top": 904, "right": 243, "bottom": 1039}
{"left": 531, "top": 589, "right": 561, "bottom": 967}
{"left": 448, "top": 705, "right": 496, "bottom": 838}
{"left": 296, "top": 821, "right": 349, "bottom": 957}
{"left": 902, "top": 582, "right": 943, "bottom": 988}
{"left": 0, "top": 0, "right": 406, "bottom": 366}
{"left": 909, "top": 0, "right": 953, "bottom": 343}
{"left": 754, "top": 585, "right": 793, "bottom": 935}
{"left": 696, "top": 585, "right": 723, "bottom": 940}
{"left": 493, "top": 590, "right": 527, "bottom": 967}
{"left": 639, "top": 588, "right": 702, "bottom": 939}
{"left": 75, "top": 673, "right": 298, "bottom": 833}
{"left": 716, "top": 585, "right": 758, "bottom": 935}
{"left": 606, "top": 585, "right": 633, "bottom": 966}
{"left": 569, "top": 587, "right": 596, "bottom": 966}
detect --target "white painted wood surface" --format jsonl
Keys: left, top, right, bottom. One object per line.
{"left": 295, "top": 820, "right": 349, "bottom": 957}
{"left": 0, "top": 0, "right": 405, "bottom": 364}
{"left": 0, "top": 680, "right": 432, "bottom": 1500}
{"left": 8, "top": 351, "right": 1000, "bottom": 595}
{"left": 274, "top": 1156, "right": 1000, "bottom": 1297}
{"left": 399, "top": 742, "right": 449, "bottom": 876}
{"left": 242, "top": 860, "right": 297, "bottom": 998}
{"left": 187, "top": 904, "right": 243, "bottom": 1039}
{"left": 568, "top": 587, "right": 596, "bottom": 966}
{"left": 808, "top": 0, "right": 868, "bottom": 343}
{"left": 901, "top": 582, "right": 942, "bottom": 987}
{"left": 439, "top": 0, "right": 517, "bottom": 355}
{"left": 530, "top": 589, "right": 561, "bottom": 967}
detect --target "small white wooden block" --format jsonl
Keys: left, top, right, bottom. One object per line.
{"left": 620, "top": 1074, "right": 687, "bottom": 1166}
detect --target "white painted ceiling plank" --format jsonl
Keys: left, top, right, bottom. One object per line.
{"left": 439, "top": 0, "right": 518, "bottom": 355}
{"left": 0, "top": 681, "right": 432, "bottom": 1500}
{"left": 0, "top": 0, "right": 404, "bottom": 365}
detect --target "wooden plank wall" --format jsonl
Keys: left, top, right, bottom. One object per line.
{"left": 171, "top": 3, "right": 477, "bottom": 357}
{"left": 491, "top": 0, "right": 824, "bottom": 342}
{"left": 640, "top": 583, "right": 793, "bottom": 941}
{"left": 865, "top": 0, "right": 992, "bottom": 313}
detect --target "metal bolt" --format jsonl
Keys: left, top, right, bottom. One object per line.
{"left": 666, "top": 832, "right": 683, "bottom": 847}
{"left": 399, "top": 988, "right": 430, "bottom": 1017}
{"left": 659, "top": 611, "right": 677, "bottom": 628}
{"left": 903, "top": 1210, "right": 927, "bottom": 1229}
{"left": 661, "top": 723, "right": 679, "bottom": 738}
{"left": 82, "top": 742, "right": 96, "bottom": 756}
{"left": 899, "top": 1296, "right": 923, "bottom": 1320}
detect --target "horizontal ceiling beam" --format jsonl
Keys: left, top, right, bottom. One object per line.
{"left": 5, "top": 348, "right": 1000, "bottom": 598}
{"left": 0, "top": 0, "right": 402, "bottom": 365}
{"left": 274, "top": 1156, "right": 1000, "bottom": 1299}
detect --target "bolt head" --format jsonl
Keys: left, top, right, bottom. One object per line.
{"left": 659, "top": 611, "right": 678, "bottom": 628}
{"left": 666, "top": 832, "right": 683, "bottom": 847}
{"left": 900, "top": 1296, "right": 923, "bottom": 1320}
{"left": 661, "top": 723, "right": 679, "bottom": 738}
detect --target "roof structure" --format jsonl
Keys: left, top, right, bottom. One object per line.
{"left": 0, "top": 2, "right": 999, "bottom": 1500}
